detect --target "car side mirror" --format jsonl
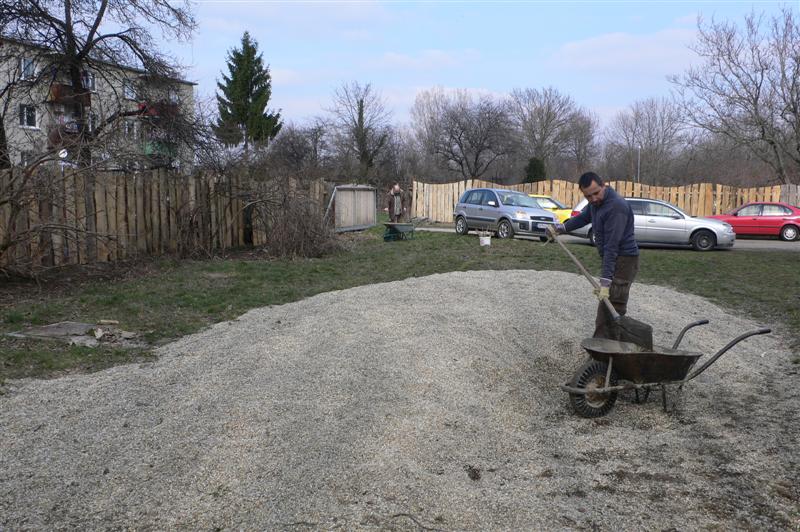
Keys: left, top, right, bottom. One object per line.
{"left": 487, "top": 200, "right": 497, "bottom": 207}
{"left": 671, "top": 214, "right": 683, "bottom": 220}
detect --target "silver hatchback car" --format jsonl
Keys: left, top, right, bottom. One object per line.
{"left": 454, "top": 188, "right": 557, "bottom": 239}
{"left": 569, "top": 197, "right": 735, "bottom": 251}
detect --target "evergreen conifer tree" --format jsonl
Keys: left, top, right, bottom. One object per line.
{"left": 215, "top": 32, "right": 282, "bottom": 150}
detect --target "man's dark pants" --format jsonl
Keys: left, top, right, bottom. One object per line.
{"left": 594, "top": 255, "right": 639, "bottom": 338}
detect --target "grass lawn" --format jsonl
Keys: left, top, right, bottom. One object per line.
{"left": 1, "top": 223, "right": 798, "bottom": 381}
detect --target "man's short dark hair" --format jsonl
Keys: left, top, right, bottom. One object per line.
{"left": 578, "top": 172, "right": 604, "bottom": 189}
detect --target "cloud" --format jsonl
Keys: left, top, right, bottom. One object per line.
{"left": 372, "top": 49, "right": 480, "bottom": 71}
{"left": 674, "top": 13, "right": 699, "bottom": 26}
{"left": 550, "top": 28, "right": 698, "bottom": 76}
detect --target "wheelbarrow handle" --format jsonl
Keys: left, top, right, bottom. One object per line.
{"left": 671, "top": 319, "right": 710, "bottom": 350}
{"left": 683, "top": 327, "right": 772, "bottom": 382}
{"left": 548, "top": 232, "right": 620, "bottom": 320}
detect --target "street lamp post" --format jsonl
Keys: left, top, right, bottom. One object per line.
{"left": 636, "top": 145, "right": 641, "bottom": 183}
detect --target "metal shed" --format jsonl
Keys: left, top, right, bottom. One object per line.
{"left": 328, "top": 184, "right": 377, "bottom": 232}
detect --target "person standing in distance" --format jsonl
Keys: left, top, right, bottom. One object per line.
{"left": 550, "top": 172, "right": 640, "bottom": 338}
{"left": 384, "top": 182, "right": 406, "bottom": 223}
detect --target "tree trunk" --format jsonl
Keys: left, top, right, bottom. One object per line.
{"left": 0, "top": 123, "right": 10, "bottom": 169}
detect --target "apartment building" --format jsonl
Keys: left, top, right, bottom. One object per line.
{"left": 1, "top": 37, "right": 196, "bottom": 171}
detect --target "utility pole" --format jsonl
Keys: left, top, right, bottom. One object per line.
{"left": 636, "top": 145, "right": 641, "bottom": 183}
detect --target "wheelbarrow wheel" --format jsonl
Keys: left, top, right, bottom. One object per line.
{"left": 569, "top": 359, "right": 618, "bottom": 418}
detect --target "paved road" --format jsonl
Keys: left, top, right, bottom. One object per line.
{"left": 416, "top": 226, "right": 800, "bottom": 251}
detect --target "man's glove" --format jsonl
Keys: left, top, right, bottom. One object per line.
{"left": 545, "top": 223, "right": 566, "bottom": 240}
{"left": 593, "top": 278, "right": 612, "bottom": 300}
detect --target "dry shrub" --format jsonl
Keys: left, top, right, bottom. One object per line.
{"left": 261, "top": 194, "right": 339, "bottom": 258}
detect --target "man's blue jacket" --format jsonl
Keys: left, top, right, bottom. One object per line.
{"left": 564, "top": 187, "right": 639, "bottom": 280}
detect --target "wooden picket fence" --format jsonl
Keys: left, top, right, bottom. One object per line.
{"left": 0, "top": 168, "right": 326, "bottom": 270}
{"left": 411, "top": 179, "right": 800, "bottom": 223}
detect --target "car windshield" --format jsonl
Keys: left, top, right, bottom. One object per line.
{"left": 648, "top": 200, "right": 688, "bottom": 217}
{"left": 535, "top": 197, "right": 567, "bottom": 209}
{"left": 499, "top": 192, "right": 539, "bottom": 208}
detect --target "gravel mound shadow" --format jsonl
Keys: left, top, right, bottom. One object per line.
{"left": 1, "top": 270, "right": 798, "bottom": 530}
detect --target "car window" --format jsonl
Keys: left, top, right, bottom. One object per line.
{"left": 627, "top": 200, "right": 646, "bottom": 215}
{"left": 534, "top": 197, "right": 560, "bottom": 209}
{"left": 500, "top": 192, "right": 519, "bottom": 206}
{"left": 500, "top": 192, "right": 540, "bottom": 208}
{"left": 645, "top": 202, "right": 679, "bottom": 217}
{"left": 762, "top": 204, "right": 791, "bottom": 216}
{"left": 737, "top": 205, "right": 761, "bottom": 216}
{"left": 464, "top": 190, "right": 483, "bottom": 205}
{"left": 481, "top": 191, "right": 498, "bottom": 206}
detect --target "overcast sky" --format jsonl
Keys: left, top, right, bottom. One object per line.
{"left": 169, "top": 0, "right": 792, "bottom": 127}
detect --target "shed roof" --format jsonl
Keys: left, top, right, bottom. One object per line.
{"left": 336, "top": 184, "right": 376, "bottom": 191}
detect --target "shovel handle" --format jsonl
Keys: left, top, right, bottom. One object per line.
{"left": 549, "top": 232, "right": 620, "bottom": 320}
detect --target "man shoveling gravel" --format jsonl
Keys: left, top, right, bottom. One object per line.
{"left": 553, "top": 172, "right": 644, "bottom": 342}
{"left": 1, "top": 270, "right": 797, "bottom": 530}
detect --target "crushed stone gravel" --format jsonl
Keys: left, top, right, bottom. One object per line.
{"left": 1, "top": 270, "right": 798, "bottom": 530}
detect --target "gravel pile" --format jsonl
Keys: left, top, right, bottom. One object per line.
{"left": 1, "top": 270, "right": 798, "bottom": 530}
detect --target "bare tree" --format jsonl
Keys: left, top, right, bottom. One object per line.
{"left": 563, "top": 108, "right": 599, "bottom": 176}
{"left": 670, "top": 9, "right": 800, "bottom": 184}
{"left": 327, "top": 82, "right": 391, "bottom": 181}
{"left": 507, "top": 87, "right": 576, "bottom": 175}
{"left": 1, "top": 1, "right": 196, "bottom": 161}
{"left": 604, "top": 97, "right": 683, "bottom": 184}
{"left": 265, "top": 120, "right": 331, "bottom": 181}
{"left": 412, "top": 88, "right": 511, "bottom": 182}
{"left": 1, "top": 1, "right": 196, "bottom": 262}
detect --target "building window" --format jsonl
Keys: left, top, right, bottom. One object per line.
{"left": 168, "top": 88, "right": 180, "bottom": 104}
{"left": 19, "top": 58, "right": 35, "bottom": 80}
{"left": 20, "top": 151, "right": 35, "bottom": 167}
{"left": 88, "top": 112, "right": 99, "bottom": 133}
{"left": 18, "top": 104, "right": 37, "bottom": 128}
{"left": 81, "top": 70, "right": 96, "bottom": 91}
{"left": 123, "top": 80, "right": 137, "bottom": 100}
{"left": 123, "top": 119, "right": 139, "bottom": 140}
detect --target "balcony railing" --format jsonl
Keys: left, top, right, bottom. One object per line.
{"left": 47, "top": 83, "right": 91, "bottom": 107}
{"left": 47, "top": 122, "right": 86, "bottom": 149}
{"left": 137, "top": 101, "right": 180, "bottom": 119}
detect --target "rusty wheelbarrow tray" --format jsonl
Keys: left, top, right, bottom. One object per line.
{"left": 560, "top": 319, "right": 771, "bottom": 417}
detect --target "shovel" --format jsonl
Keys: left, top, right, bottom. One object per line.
{"left": 547, "top": 231, "right": 654, "bottom": 351}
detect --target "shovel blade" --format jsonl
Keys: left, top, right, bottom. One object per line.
{"left": 609, "top": 315, "right": 654, "bottom": 352}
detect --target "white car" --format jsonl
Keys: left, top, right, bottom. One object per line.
{"left": 568, "top": 197, "right": 735, "bottom": 251}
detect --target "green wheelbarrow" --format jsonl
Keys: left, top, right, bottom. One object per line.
{"left": 383, "top": 222, "right": 415, "bottom": 242}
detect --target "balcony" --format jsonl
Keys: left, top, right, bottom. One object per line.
{"left": 47, "top": 83, "right": 91, "bottom": 107}
{"left": 47, "top": 122, "right": 86, "bottom": 149}
{"left": 137, "top": 100, "right": 179, "bottom": 119}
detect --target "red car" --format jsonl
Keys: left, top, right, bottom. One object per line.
{"left": 709, "top": 202, "right": 800, "bottom": 241}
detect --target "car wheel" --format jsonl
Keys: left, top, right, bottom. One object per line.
{"left": 455, "top": 216, "right": 469, "bottom": 235}
{"left": 780, "top": 224, "right": 799, "bottom": 241}
{"left": 691, "top": 229, "right": 716, "bottom": 251}
{"left": 588, "top": 229, "right": 596, "bottom": 247}
{"left": 497, "top": 219, "right": 514, "bottom": 239}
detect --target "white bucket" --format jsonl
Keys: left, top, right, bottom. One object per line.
{"left": 479, "top": 235, "right": 491, "bottom": 246}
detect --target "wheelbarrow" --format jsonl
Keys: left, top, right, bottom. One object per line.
{"left": 383, "top": 222, "right": 415, "bottom": 242}
{"left": 560, "top": 319, "right": 771, "bottom": 417}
